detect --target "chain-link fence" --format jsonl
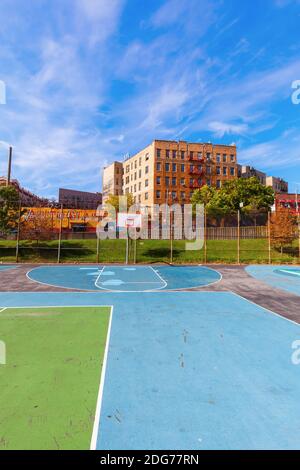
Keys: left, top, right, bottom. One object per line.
{"left": 0, "top": 204, "right": 299, "bottom": 264}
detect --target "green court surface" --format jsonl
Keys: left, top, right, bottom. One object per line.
{"left": 0, "top": 306, "right": 110, "bottom": 450}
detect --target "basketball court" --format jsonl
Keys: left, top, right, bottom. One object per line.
{"left": 0, "top": 263, "right": 300, "bottom": 449}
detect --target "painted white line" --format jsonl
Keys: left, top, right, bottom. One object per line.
{"left": 0, "top": 307, "right": 7, "bottom": 313}
{"left": 279, "top": 269, "right": 300, "bottom": 277}
{"left": 94, "top": 266, "right": 105, "bottom": 289}
{"left": 149, "top": 266, "right": 167, "bottom": 289}
{"left": 90, "top": 305, "right": 114, "bottom": 450}
{"left": 231, "top": 291, "right": 300, "bottom": 328}
{"left": 26, "top": 267, "right": 97, "bottom": 292}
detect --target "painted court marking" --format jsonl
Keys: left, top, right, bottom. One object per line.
{"left": 90, "top": 306, "right": 114, "bottom": 450}
{"left": 1, "top": 291, "right": 300, "bottom": 449}
{"left": 95, "top": 265, "right": 167, "bottom": 292}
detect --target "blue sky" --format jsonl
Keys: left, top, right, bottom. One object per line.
{"left": 0, "top": 0, "right": 300, "bottom": 199}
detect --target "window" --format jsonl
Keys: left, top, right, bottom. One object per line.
{"left": 172, "top": 163, "right": 177, "bottom": 172}
{"left": 206, "top": 152, "right": 211, "bottom": 160}
{"left": 126, "top": 176, "right": 129, "bottom": 184}
{"left": 181, "top": 151, "right": 185, "bottom": 159}
{"left": 230, "top": 154, "right": 235, "bottom": 162}
{"left": 134, "top": 172, "right": 137, "bottom": 181}
{"left": 134, "top": 184, "right": 136, "bottom": 192}
{"left": 190, "top": 151, "right": 194, "bottom": 159}
{"left": 172, "top": 191, "right": 176, "bottom": 199}
{"left": 145, "top": 165, "right": 149, "bottom": 174}
{"left": 223, "top": 154, "right": 227, "bottom": 163}
{"left": 145, "top": 192, "right": 149, "bottom": 200}
{"left": 139, "top": 157, "right": 142, "bottom": 166}
{"left": 181, "top": 164, "right": 185, "bottom": 172}
{"left": 156, "top": 162, "right": 161, "bottom": 171}
{"left": 156, "top": 176, "right": 161, "bottom": 185}
{"left": 126, "top": 165, "right": 130, "bottom": 173}
{"left": 138, "top": 194, "right": 141, "bottom": 203}
{"left": 216, "top": 166, "right": 221, "bottom": 175}
{"left": 172, "top": 150, "right": 176, "bottom": 159}
{"left": 216, "top": 154, "right": 221, "bottom": 163}
{"left": 156, "top": 149, "right": 161, "bottom": 159}
{"left": 165, "top": 162, "right": 170, "bottom": 172}
{"left": 145, "top": 179, "right": 149, "bottom": 187}
{"left": 165, "top": 177, "right": 170, "bottom": 186}
{"left": 166, "top": 149, "right": 170, "bottom": 159}
{"left": 223, "top": 167, "right": 227, "bottom": 176}
{"left": 198, "top": 152, "right": 203, "bottom": 159}
{"left": 207, "top": 179, "right": 211, "bottom": 186}
{"left": 145, "top": 153, "right": 149, "bottom": 161}
{"left": 180, "top": 178, "right": 185, "bottom": 185}
{"left": 230, "top": 167, "right": 235, "bottom": 176}
{"left": 181, "top": 192, "right": 185, "bottom": 200}
{"left": 172, "top": 177, "right": 176, "bottom": 186}
{"left": 206, "top": 166, "right": 211, "bottom": 174}
{"left": 156, "top": 190, "right": 161, "bottom": 199}
{"left": 216, "top": 180, "right": 221, "bottom": 188}
{"left": 134, "top": 160, "right": 137, "bottom": 169}
{"left": 138, "top": 182, "right": 141, "bottom": 191}
{"left": 139, "top": 169, "right": 142, "bottom": 178}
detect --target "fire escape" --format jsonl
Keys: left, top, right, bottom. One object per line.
{"left": 188, "top": 153, "right": 205, "bottom": 190}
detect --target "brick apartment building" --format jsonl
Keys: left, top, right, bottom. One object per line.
{"left": 58, "top": 188, "right": 102, "bottom": 209}
{"left": 0, "top": 177, "right": 51, "bottom": 206}
{"left": 103, "top": 140, "right": 238, "bottom": 206}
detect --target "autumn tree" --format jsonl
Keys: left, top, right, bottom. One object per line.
{"left": 21, "top": 213, "right": 53, "bottom": 245}
{"left": 270, "top": 210, "right": 297, "bottom": 254}
{"left": 0, "top": 185, "right": 24, "bottom": 235}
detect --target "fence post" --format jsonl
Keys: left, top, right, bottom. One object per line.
{"left": 170, "top": 209, "right": 173, "bottom": 264}
{"left": 57, "top": 204, "right": 63, "bottom": 264}
{"left": 204, "top": 206, "right": 207, "bottom": 264}
{"left": 96, "top": 236, "right": 100, "bottom": 264}
{"left": 15, "top": 199, "right": 22, "bottom": 263}
{"left": 237, "top": 210, "right": 240, "bottom": 264}
{"left": 268, "top": 211, "right": 271, "bottom": 264}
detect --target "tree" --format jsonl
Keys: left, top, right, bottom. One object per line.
{"left": 0, "top": 185, "right": 22, "bottom": 235}
{"left": 20, "top": 212, "right": 53, "bottom": 245}
{"left": 105, "top": 193, "right": 135, "bottom": 214}
{"left": 270, "top": 210, "right": 297, "bottom": 254}
{"left": 191, "top": 178, "right": 274, "bottom": 216}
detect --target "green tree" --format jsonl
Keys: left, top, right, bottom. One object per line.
{"left": 0, "top": 185, "right": 22, "bottom": 234}
{"left": 105, "top": 193, "right": 135, "bottom": 214}
{"left": 191, "top": 178, "right": 274, "bottom": 216}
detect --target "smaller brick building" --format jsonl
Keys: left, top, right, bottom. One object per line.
{"left": 58, "top": 188, "right": 102, "bottom": 210}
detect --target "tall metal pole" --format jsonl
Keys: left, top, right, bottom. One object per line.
{"left": 125, "top": 227, "right": 129, "bottom": 265}
{"left": 15, "top": 198, "right": 22, "bottom": 263}
{"left": 237, "top": 209, "right": 240, "bottom": 265}
{"left": 7, "top": 146, "right": 12, "bottom": 186}
{"left": 204, "top": 205, "right": 207, "bottom": 264}
{"left": 57, "top": 204, "right": 63, "bottom": 264}
{"left": 296, "top": 187, "right": 300, "bottom": 262}
{"left": 268, "top": 210, "right": 271, "bottom": 265}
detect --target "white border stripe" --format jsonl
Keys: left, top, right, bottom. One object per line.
{"left": 0, "top": 307, "right": 7, "bottom": 313}
{"left": 90, "top": 305, "right": 114, "bottom": 450}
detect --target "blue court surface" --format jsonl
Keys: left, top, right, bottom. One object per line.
{"left": 0, "top": 265, "right": 18, "bottom": 272}
{"left": 246, "top": 265, "right": 300, "bottom": 297}
{"left": 1, "top": 290, "right": 300, "bottom": 450}
{"left": 27, "top": 265, "right": 221, "bottom": 291}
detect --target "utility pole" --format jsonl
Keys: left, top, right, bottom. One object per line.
{"left": 7, "top": 146, "right": 12, "bottom": 186}
{"left": 296, "top": 186, "right": 300, "bottom": 261}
